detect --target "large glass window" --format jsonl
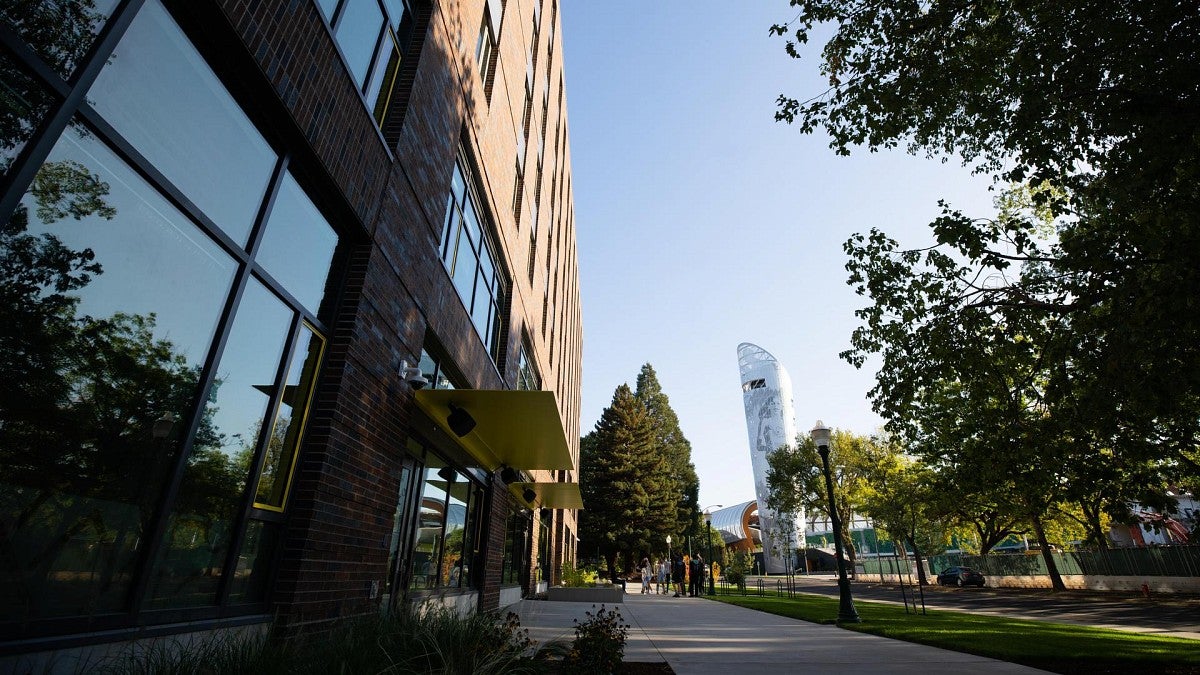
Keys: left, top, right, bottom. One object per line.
{"left": 145, "top": 278, "right": 291, "bottom": 609}
{"left": 316, "top": 0, "right": 410, "bottom": 130}
{"left": 517, "top": 343, "right": 540, "bottom": 391}
{"left": 87, "top": 0, "right": 277, "bottom": 247}
{"left": 501, "top": 507, "right": 529, "bottom": 587}
{"left": 440, "top": 160, "right": 507, "bottom": 360}
{"left": 0, "top": 0, "right": 340, "bottom": 626}
{"left": 0, "top": 53, "right": 54, "bottom": 179}
{"left": 405, "top": 448, "right": 482, "bottom": 593}
{"left": 0, "top": 123, "right": 236, "bottom": 620}
{"left": 0, "top": 0, "right": 117, "bottom": 79}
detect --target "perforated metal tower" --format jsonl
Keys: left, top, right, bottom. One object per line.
{"left": 737, "top": 343, "right": 802, "bottom": 574}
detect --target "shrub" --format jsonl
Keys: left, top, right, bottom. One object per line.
{"left": 560, "top": 561, "right": 599, "bottom": 587}
{"left": 565, "top": 604, "right": 629, "bottom": 675}
{"left": 725, "top": 550, "right": 751, "bottom": 592}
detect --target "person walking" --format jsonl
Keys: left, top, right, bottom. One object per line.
{"left": 640, "top": 557, "right": 653, "bottom": 594}
{"left": 672, "top": 554, "right": 685, "bottom": 597}
{"left": 689, "top": 554, "right": 705, "bottom": 596}
{"left": 657, "top": 558, "right": 669, "bottom": 594}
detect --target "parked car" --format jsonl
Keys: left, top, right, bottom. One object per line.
{"left": 937, "top": 566, "right": 986, "bottom": 587}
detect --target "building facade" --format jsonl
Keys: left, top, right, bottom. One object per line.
{"left": 0, "top": 0, "right": 582, "bottom": 660}
{"left": 736, "top": 342, "right": 801, "bottom": 574}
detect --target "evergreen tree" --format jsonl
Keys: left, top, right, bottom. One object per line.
{"left": 579, "top": 384, "right": 667, "bottom": 580}
{"left": 634, "top": 364, "right": 699, "bottom": 548}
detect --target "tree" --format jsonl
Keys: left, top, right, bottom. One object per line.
{"left": 766, "top": 429, "right": 882, "bottom": 567}
{"left": 773, "top": 0, "right": 1200, "bottom": 497}
{"left": 579, "top": 384, "right": 671, "bottom": 580}
{"left": 859, "top": 454, "right": 948, "bottom": 585}
{"left": 633, "top": 364, "right": 699, "bottom": 549}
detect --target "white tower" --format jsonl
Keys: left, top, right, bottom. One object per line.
{"left": 737, "top": 343, "right": 802, "bottom": 574}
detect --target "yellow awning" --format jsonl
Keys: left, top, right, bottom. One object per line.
{"left": 412, "top": 389, "right": 573, "bottom": 471}
{"left": 512, "top": 481, "right": 584, "bottom": 510}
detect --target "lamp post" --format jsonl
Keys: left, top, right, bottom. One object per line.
{"left": 666, "top": 534, "right": 672, "bottom": 564}
{"left": 811, "top": 421, "right": 860, "bottom": 623}
{"left": 702, "top": 505, "right": 722, "bottom": 595}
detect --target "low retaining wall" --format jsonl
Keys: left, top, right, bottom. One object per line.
{"left": 546, "top": 586, "right": 624, "bottom": 603}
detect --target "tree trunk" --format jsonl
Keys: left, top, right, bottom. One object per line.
{"left": 1031, "top": 513, "right": 1066, "bottom": 591}
{"left": 908, "top": 536, "right": 929, "bottom": 585}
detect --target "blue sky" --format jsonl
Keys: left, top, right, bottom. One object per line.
{"left": 560, "top": 2, "right": 998, "bottom": 510}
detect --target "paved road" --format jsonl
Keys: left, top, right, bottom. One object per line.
{"left": 746, "top": 574, "right": 1200, "bottom": 640}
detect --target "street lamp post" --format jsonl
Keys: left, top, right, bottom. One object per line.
{"left": 666, "top": 534, "right": 672, "bottom": 565}
{"left": 811, "top": 421, "right": 860, "bottom": 623}
{"left": 702, "top": 505, "right": 722, "bottom": 596}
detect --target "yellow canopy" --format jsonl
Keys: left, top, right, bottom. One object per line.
{"left": 413, "top": 389, "right": 573, "bottom": 471}
{"left": 512, "top": 481, "right": 584, "bottom": 510}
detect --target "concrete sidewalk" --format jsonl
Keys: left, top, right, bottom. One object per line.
{"left": 511, "top": 591, "right": 1047, "bottom": 674}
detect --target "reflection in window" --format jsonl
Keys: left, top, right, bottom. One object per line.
{"left": 501, "top": 507, "right": 528, "bottom": 586}
{"left": 0, "top": 53, "right": 54, "bottom": 179}
{"left": 410, "top": 458, "right": 447, "bottom": 591}
{"left": 254, "top": 324, "right": 325, "bottom": 510}
{"left": 517, "top": 343, "right": 540, "bottom": 390}
{"left": 440, "top": 160, "right": 507, "bottom": 359}
{"left": 145, "top": 279, "right": 291, "bottom": 608}
{"left": 0, "top": 124, "right": 235, "bottom": 620}
{"left": 418, "top": 348, "right": 458, "bottom": 391}
{"left": 87, "top": 0, "right": 276, "bottom": 247}
{"left": 0, "top": 0, "right": 116, "bottom": 79}
{"left": 256, "top": 171, "right": 338, "bottom": 315}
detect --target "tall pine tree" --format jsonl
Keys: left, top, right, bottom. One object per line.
{"left": 580, "top": 383, "right": 671, "bottom": 579}
{"left": 634, "top": 364, "right": 700, "bottom": 547}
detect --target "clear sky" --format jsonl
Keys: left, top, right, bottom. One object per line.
{"left": 560, "top": 2, "right": 998, "bottom": 511}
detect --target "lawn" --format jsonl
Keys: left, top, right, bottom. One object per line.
{"left": 712, "top": 593, "right": 1200, "bottom": 674}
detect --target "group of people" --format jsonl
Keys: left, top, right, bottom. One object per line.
{"left": 639, "top": 554, "right": 708, "bottom": 597}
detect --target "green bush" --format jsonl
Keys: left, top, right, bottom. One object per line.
{"left": 99, "top": 604, "right": 541, "bottom": 675}
{"left": 559, "top": 561, "right": 599, "bottom": 587}
{"left": 565, "top": 604, "right": 629, "bottom": 675}
{"left": 725, "top": 550, "right": 751, "bottom": 592}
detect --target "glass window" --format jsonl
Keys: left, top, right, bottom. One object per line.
{"left": 410, "top": 458, "right": 447, "bottom": 591}
{"left": 144, "top": 279, "right": 292, "bottom": 609}
{"left": 0, "top": 53, "right": 55, "bottom": 179}
{"left": 517, "top": 344, "right": 539, "bottom": 390}
{"left": 254, "top": 323, "right": 325, "bottom": 510}
{"left": 439, "top": 159, "right": 507, "bottom": 360}
{"left": 334, "top": 0, "right": 385, "bottom": 86}
{"left": 87, "top": 0, "right": 276, "bottom": 247}
{"left": 0, "top": 124, "right": 235, "bottom": 620}
{"left": 382, "top": 456, "right": 417, "bottom": 601}
{"left": 0, "top": 0, "right": 117, "bottom": 79}
{"left": 476, "top": 11, "right": 494, "bottom": 85}
{"left": 255, "top": 171, "right": 338, "bottom": 315}
{"left": 501, "top": 507, "right": 528, "bottom": 586}
{"left": 320, "top": 0, "right": 410, "bottom": 132}
{"left": 441, "top": 479, "right": 469, "bottom": 587}
{"left": 418, "top": 349, "right": 457, "bottom": 391}
{"left": 226, "top": 519, "right": 280, "bottom": 603}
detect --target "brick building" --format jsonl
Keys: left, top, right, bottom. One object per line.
{"left": 0, "top": 0, "right": 582, "bottom": 660}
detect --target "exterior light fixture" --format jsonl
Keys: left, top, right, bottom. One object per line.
{"left": 810, "top": 420, "right": 860, "bottom": 623}
{"left": 499, "top": 465, "right": 518, "bottom": 484}
{"left": 447, "top": 403, "right": 476, "bottom": 436}
{"left": 522, "top": 487, "right": 537, "bottom": 504}
{"left": 399, "top": 359, "right": 429, "bottom": 389}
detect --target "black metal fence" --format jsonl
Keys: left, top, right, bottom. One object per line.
{"left": 925, "top": 545, "right": 1200, "bottom": 578}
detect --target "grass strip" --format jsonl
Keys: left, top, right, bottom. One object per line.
{"left": 711, "top": 593, "right": 1200, "bottom": 674}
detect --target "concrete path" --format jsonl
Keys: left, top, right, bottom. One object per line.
{"left": 511, "top": 591, "right": 1047, "bottom": 674}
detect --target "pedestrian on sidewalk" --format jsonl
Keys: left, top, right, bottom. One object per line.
{"left": 657, "top": 558, "right": 669, "bottom": 594}
{"left": 689, "top": 554, "right": 705, "bottom": 596}
{"left": 641, "top": 557, "right": 653, "bottom": 594}
{"left": 672, "top": 554, "right": 685, "bottom": 597}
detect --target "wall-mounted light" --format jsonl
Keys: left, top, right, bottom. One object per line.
{"left": 447, "top": 403, "right": 476, "bottom": 436}
{"left": 437, "top": 466, "right": 457, "bottom": 483}
{"left": 399, "top": 359, "right": 429, "bottom": 389}
{"left": 522, "top": 487, "right": 537, "bottom": 504}
{"left": 499, "top": 465, "right": 518, "bottom": 485}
